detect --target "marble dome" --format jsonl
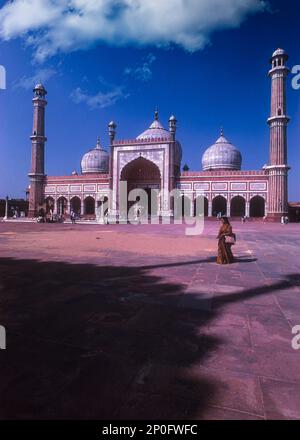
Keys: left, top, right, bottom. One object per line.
{"left": 272, "top": 48, "right": 287, "bottom": 57}
{"left": 137, "top": 112, "right": 182, "bottom": 165}
{"left": 81, "top": 138, "right": 109, "bottom": 174}
{"left": 137, "top": 111, "right": 172, "bottom": 141}
{"left": 202, "top": 131, "right": 242, "bottom": 171}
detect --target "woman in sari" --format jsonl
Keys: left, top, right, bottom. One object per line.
{"left": 217, "top": 217, "right": 235, "bottom": 264}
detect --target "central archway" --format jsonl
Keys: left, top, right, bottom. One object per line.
{"left": 120, "top": 157, "right": 161, "bottom": 216}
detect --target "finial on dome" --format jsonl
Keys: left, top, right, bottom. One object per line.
{"left": 154, "top": 108, "right": 159, "bottom": 121}
{"left": 220, "top": 126, "right": 224, "bottom": 136}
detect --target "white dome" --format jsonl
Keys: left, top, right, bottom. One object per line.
{"left": 202, "top": 131, "right": 242, "bottom": 171}
{"left": 272, "top": 48, "right": 287, "bottom": 57}
{"left": 81, "top": 139, "right": 109, "bottom": 174}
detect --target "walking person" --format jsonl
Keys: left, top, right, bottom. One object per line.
{"left": 216, "top": 216, "right": 235, "bottom": 264}
{"left": 70, "top": 209, "right": 76, "bottom": 224}
{"left": 37, "top": 207, "right": 45, "bottom": 223}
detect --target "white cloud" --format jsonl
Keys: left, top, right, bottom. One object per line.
{"left": 70, "top": 86, "right": 128, "bottom": 109}
{"left": 0, "top": 0, "right": 267, "bottom": 62}
{"left": 13, "top": 67, "right": 56, "bottom": 90}
{"left": 124, "top": 53, "right": 156, "bottom": 82}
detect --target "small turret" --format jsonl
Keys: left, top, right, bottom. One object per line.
{"left": 108, "top": 121, "right": 117, "bottom": 145}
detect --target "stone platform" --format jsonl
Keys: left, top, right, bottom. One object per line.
{"left": 0, "top": 220, "right": 299, "bottom": 419}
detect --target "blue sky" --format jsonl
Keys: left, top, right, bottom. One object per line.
{"left": 0, "top": 0, "right": 299, "bottom": 200}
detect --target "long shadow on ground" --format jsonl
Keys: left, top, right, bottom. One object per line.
{"left": 0, "top": 257, "right": 298, "bottom": 419}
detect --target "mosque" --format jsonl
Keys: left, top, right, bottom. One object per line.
{"left": 28, "top": 49, "right": 291, "bottom": 221}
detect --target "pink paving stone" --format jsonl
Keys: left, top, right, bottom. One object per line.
{"left": 248, "top": 312, "right": 293, "bottom": 350}
{"left": 200, "top": 343, "right": 300, "bottom": 383}
{"left": 199, "top": 324, "right": 252, "bottom": 348}
{"left": 129, "top": 363, "right": 264, "bottom": 417}
{"left": 275, "top": 293, "right": 300, "bottom": 321}
{"left": 245, "top": 303, "right": 284, "bottom": 318}
{"left": 260, "top": 378, "right": 300, "bottom": 419}
{"left": 196, "top": 406, "right": 264, "bottom": 420}
{"left": 118, "top": 392, "right": 197, "bottom": 420}
{"left": 243, "top": 292, "right": 278, "bottom": 307}
{"left": 248, "top": 347, "right": 300, "bottom": 383}
{"left": 206, "top": 310, "right": 248, "bottom": 328}
{"left": 0, "top": 220, "right": 300, "bottom": 419}
{"left": 188, "top": 367, "right": 265, "bottom": 417}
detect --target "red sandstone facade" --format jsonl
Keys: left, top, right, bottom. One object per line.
{"left": 28, "top": 49, "right": 291, "bottom": 221}
{"left": 266, "top": 49, "right": 290, "bottom": 219}
{"left": 28, "top": 84, "right": 47, "bottom": 217}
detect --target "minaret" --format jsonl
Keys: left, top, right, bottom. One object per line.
{"left": 168, "top": 114, "right": 177, "bottom": 193}
{"left": 108, "top": 120, "right": 117, "bottom": 191}
{"left": 267, "top": 48, "right": 290, "bottom": 220}
{"left": 28, "top": 83, "right": 47, "bottom": 217}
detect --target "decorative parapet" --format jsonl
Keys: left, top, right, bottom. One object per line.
{"left": 180, "top": 169, "right": 268, "bottom": 177}
{"left": 113, "top": 137, "right": 171, "bottom": 146}
{"left": 45, "top": 173, "right": 109, "bottom": 183}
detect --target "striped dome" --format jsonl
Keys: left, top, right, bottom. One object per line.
{"left": 81, "top": 138, "right": 109, "bottom": 174}
{"left": 202, "top": 131, "right": 242, "bottom": 171}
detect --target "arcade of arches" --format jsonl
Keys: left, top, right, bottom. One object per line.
{"left": 210, "top": 195, "right": 265, "bottom": 218}
{"left": 45, "top": 195, "right": 97, "bottom": 217}
{"left": 46, "top": 193, "right": 266, "bottom": 219}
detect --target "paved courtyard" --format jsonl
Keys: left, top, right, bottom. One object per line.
{"left": 0, "top": 220, "right": 300, "bottom": 419}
